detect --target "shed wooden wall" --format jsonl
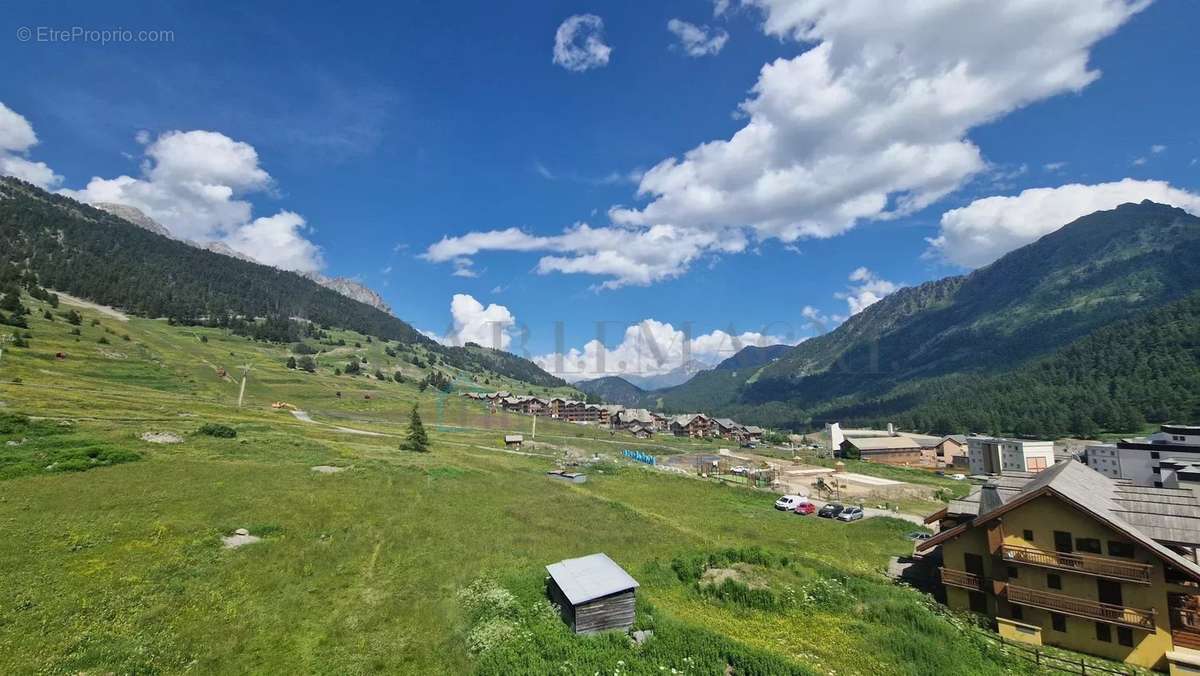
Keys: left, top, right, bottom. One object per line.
{"left": 547, "top": 580, "right": 636, "bottom": 634}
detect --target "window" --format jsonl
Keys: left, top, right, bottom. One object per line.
{"left": 1117, "top": 627, "right": 1133, "bottom": 647}
{"left": 1151, "top": 451, "right": 1160, "bottom": 459}
{"left": 1047, "top": 574, "right": 1062, "bottom": 590}
{"left": 1027, "top": 456, "right": 1047, "bottom": 472}
{"left": 1153, "top": 466, "right": 1161, "bottom": 474}
{"left": 1076, "top": 538, "right": 1102, "bottom": 554}
{"left": 1096, "top": 623, "right": 1112, "bottom": 642}
{"left": 1023, "top": 529, "right": 1034, "bottom": 541}
{"left": 1051, "top": 613, "right": 1067, "bottom": 632}
{"left": 1108, "top": 541, "right": 1135, "bottom": 558}
{"left": 1007, "top": 566, "right": 1018, "bottom": 579}
{"left": 1011, "top": 605, "right": 1024, "bottom": 621}
{"left": 1155, "top": 481, "right": 1164, "bottom": 488}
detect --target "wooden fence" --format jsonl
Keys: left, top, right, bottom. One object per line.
{"left": 973, "top": 629, "right": 1137, "bottom": 675}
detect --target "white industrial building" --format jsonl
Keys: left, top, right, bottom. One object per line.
{"left": 966, "top": 435, "right": 1055, "bottom": 475}
{"left": 1087, "top": 424, "right": 1200, "bottom": 487}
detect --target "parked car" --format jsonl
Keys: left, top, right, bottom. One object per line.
{"left": 731, "top": 465, "right": 749, "bottom": 475}
{"left": 907, "top": 531, "right": 933, "bottom": 541}
{"left": 793, "top": 501, "right": 816, "bottom": 515}
{"left": 950, "top": 473, "right": 966, "bottom": 481}
{"left": 836, "top": 506, "right": 865, "bottom": 522}
{"left": 774, "top": 495, "right": 805, "bottom": 511}
{"left": 817, "top": 502, "right": 844, "bottom": 518}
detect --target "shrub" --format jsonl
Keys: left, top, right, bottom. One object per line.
{"left": 197, "top": 423, "right": 237, "bottom": 438}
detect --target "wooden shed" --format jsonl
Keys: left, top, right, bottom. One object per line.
{"left": 504, "top": 434, "right": 523, "bottom": 449}
{"left": 545, "top": 553, "right": 639, "bottom": 634}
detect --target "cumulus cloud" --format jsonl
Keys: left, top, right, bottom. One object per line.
{"left": 222, "top": 211, "right": 325, "bottom": 273}
{"left": 428, "top": 294, "right": 518, "bottom": 350}
{"left": 929, "top": 179, "right": 1200, "bottom": 268}
{"left": 534, "top": 318, "right": 793, "bottom": 382}
{"left": 430, "top": 1, "right": 1144, "bottom": 289}
{"left": 835, "top": 267, "right": 901, "bottom": 315}
{"left": 58, "top": 128, "right": 324, "bottom": 272}
{"left": 0, "top": 101, "right": 62, "bottom": 189}
{"left": 553, "top": 14, "right": 612, "bottom": 72}
{"left": 667, "top": 19, "right": 729, "bottom": 57}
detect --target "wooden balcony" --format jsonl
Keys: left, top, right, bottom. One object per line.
{"left": 1006, "top": 584, "right": 1156, "bottom": 630}
{"left": 940, "top": 567, "right": 984, "bottom": 591}
{"left": 1001, "top": 544, "right": 1152, "bottom": 584}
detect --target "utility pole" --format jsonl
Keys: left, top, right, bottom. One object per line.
{"left": 237, "top": 362, "right": 252, "bottom": 408}
{"left": 531, "top": 412, "right": 537, "bottom": 440}
{"left": 0, "top": 334, "right": 10, "bottom": 364}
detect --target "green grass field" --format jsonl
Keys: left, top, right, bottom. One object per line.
{"left": 0, "top": 294, "right": 1038, "bottom": 675}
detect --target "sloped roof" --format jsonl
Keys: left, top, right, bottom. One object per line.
{"left": 920, "top": 461, "right": 1200, "bottom": 579}
{"left": 744, "top": 426, "right": 764, "bottom": 434}
{"left": 844, "top": 436, "right": 922, "bottom": 451}
{"left": 546, "top": 553, "right": 639, "bottom": 605}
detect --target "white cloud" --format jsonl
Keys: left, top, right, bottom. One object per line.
{"left": 1132, "top": 157, "right": 1147, "bottom": 166}
{"left": 0, "top": 101, "right": 62, "bottom": 189}
{"left": 713, "top": 0, "right": 732, "bottom": 16}
{"left": 134, "top": 129, "right": 151, "bottom": 145}
{"left": 1044, "top": 161, "right": 1068, "bottom": 172}
{"left": 430, "top": 1, "right": 1144, "bottom": 288}
{"left": 434, "top": 294, "right": 518, "bottom": 350}
{"left": 929, "top": 179, "right": 1200, "bottom": 268}
{"left": 553, "top": 14, "right": 612, "bottom": 72}
{"left": 667, "top": 19, "right": 729, "bottom": 57}
{"left": 424, "top": 223, "right": 747, "bottom": 290}
{"left": 1151, "top": 144, "right": 1166, "bottom": 154}
{"left": 835, "top": 267, "right": 901, "bottom": 315}
{"left": 613, "top": 1, "right": 1144, "bottom": 240}
{"left": 222, "top": 211, "right": 325, "bottom": 273}
{"left": 56, "top": 128, "right": 324, "bottom": 272}
{"left": 534, "top": 318, "right": 793, "bottom": 382}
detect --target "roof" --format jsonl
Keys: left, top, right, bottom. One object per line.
{"left": 744, "top": 426, "right": 764, "bottom": 433}
{"left": 941, "top": 434, "right": 967, "bottom": 444}
{"left": 504, "top": 434, "right": 523, "bottom": 443}
{"left": 919, "top": 460, "right": 1200, "bottom": 580}
{"left": 844, "top": 436, "right": 923, "bottom": 451}
{"left": 545, "top": 553, "right": 639, "bottom": 605}
{"left": 712, "top": 418, "right": 742, "bottom": 430}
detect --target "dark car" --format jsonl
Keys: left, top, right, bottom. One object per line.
{"left": 818, "top": 502, "right": 844, "bottom": 518}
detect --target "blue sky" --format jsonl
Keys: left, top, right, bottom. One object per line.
{"left": 2, "top": 1, "right": 1199, "bottom": 381}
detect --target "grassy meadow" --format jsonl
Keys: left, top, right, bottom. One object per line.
{"left": 0, "top": 293, "right": 1035, "bottom": 675}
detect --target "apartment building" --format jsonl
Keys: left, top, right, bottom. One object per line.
{"left": 919, "top": 460, "right": 1200, "bottom": 671}
{"left": 1088, "top": 424, "right": 1200, "bottom": 487}
{"left": 967, "top": 436, "right": 1055, "bottom": 475}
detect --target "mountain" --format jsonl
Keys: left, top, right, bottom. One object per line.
{"left": 622, "top": 359, "right": 709, "bottom": 390}
{"left": 575, "top": 376, "right": 647, "bottom": 406}
{"left": 890, "top": 290, "right": 1200, "bottom": 438}
{"left": 713, "top": 344, "right": 792, "bottom": 371}
{"left": 674, "top": 201, "right": 1200, "bottom": 429}
{"left": 200, "top": 240, "right": 259, "bottom": 264}
{"left": 0, "top": 176, "right": 564, "bottom": 388}
{"left": 94, "top": 202, "right": 172, "bottom": 238}
{"left": 305, "top": 273, "right": 391, "bottom": 314}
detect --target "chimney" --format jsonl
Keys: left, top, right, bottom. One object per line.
{"left": 888, "top": 423, "right": 896, "bottom": 437}
{"left": 979, "top": 481, "right": 1004, "bottom": 514}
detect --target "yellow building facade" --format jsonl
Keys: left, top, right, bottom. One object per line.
{"left": 922, "top": 461, "right": 1200, "bottom": 671}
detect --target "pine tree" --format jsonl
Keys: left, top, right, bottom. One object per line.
{"left": 404, "top": 405, "right": 429, "bottom": 452}
{"left": 286, "top": 356, "right": 297, "bottom": 369}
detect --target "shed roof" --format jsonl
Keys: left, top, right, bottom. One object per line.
{"left": 504, "top": 434, "right": 523, "bottom": 443}
{"left": 546, "top": 553, "right": 639, "bottom": 606}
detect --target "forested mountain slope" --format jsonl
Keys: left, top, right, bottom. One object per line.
{"left": 664, "top": 201, "right": 1200, "bottom": 429}
{"left": 0, "top": 177, "right": 564, "bottom": 387}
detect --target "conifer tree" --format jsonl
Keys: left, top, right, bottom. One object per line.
{"left": 404, "top": 405, "right": 429, "bottom": 452}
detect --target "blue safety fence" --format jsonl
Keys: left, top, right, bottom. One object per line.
{"left": 623, "top": 449, "right": 656, "bottom": 465}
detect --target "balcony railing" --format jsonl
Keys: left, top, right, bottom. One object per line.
{"left": 940, "top": 567, "right": 984, "bottom": 591}
{"left": 1007, "top": 584, "right": 1156, "bottom": 630}
{"left": 1001, "top": 544, "right": 1152, "bottom": 584}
